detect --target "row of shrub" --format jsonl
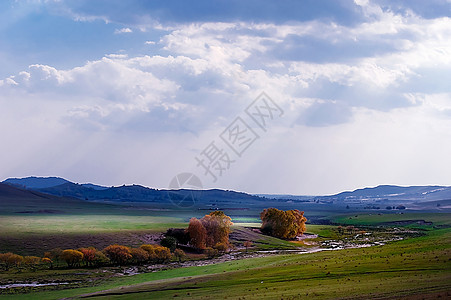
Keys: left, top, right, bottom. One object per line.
{"left": 0, "top": 253, "right": 48, "bottom": 270}
{"left": 0, "top": 244, "right": 185, "bottom": 270}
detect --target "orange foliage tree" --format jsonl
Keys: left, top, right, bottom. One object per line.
{"left": 187, "top": 217, "right": 207, "bottom": 249}
{"left": 260, "top": 208, "right": 307, "bottom": 239}
{"left": 78, "top": 247, "right": 97, "bottom": 267}
{"left": 103, "top": 245, "right": 132, "bottom": 265}
{"left": 187, "top": 211, "right": 233, "bottom": 250}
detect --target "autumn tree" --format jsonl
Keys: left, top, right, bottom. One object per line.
{"left": 260, "top": 208, "right": 307, "bottom": 239}
{"left": 202, "top": 211, "right": 233, "bottom": 248}
{"left": 45, "top": 248, "right": 62, "bottom": 265}
{"left": 93, "top": 251, "right": 109, "bottom": 266}
{"left": 140, "top": 244, "right": 156, "bottom": 257}
{"left": 154, "top": 246, "right": 171, "bottom": 262}
{"left": 140, "top": 245, "right": 172, "bottom": 263}
{"left": 103, "top": 245, "right": 132, "bottom": 265}
{"left": 0, "top": 252, "right": 24, "bottom": 270}
{"left": 23, "top": 256, "right": 41, "bottom": 270}
{"left": 78, "top": 247, "right": 97, "bottom": 267}
{"left": 187, "top": 217, "right": 207, "bottom": 249}
{"left": 130, "top": 248, "right": 150, "bottom": 264}
{"left": 187, "top": 211, "right": 233, "bottom": 250}
{"left": 60, "top": 250, "right": 84, "bottom": 268}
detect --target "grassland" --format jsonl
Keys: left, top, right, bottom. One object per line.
{"left": 0, "top": 212, "right": 449, "bottom": 299}
{"left": 333, "top": 212, "right": 451, "bottom": 227}
{"left": 2, "top": 226, "right": 449, "bottom": 299}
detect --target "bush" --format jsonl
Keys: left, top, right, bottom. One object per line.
{"left": 41, "top": 257, "right": 52, "bottom": 267}
{"left": 130, "top": 248, "right": 150, "bottom": 264}
{"left": 140, "top": 245, "right": 172, "bottom": 263}
{"left": 174, "top": 249, "right": 186, "bottom": 262}
{"left": 78, "top": 247, "right": 97, "bottom": 267}
{"left": 213, "top": 242, "right": 228, "bottom": 253}
{"left": 103, "top": 245, "right": 132, "bottom": 265}
{"left": 23, "top": 256, "right": 41, "bottom": 269}
{"left": 166, "top": 228, "right": 190, "bottom": 245}
{"left": 93, "top": 251, "right": 109, "bottom": 266}
{"left": 47, "top": 248, "right": 63, "bottom": 264}
{"left": 0, "top": 252, "right": 24, "bottom": 270}
{"left": 204, "top": 247, "right": 219, "bottom": 258}
{"left": 161, "top": 236, "right": 177, "bottom": 252}
{"left": 140, "top": 244, "right": 156, "bottom": 257}
{"left": 60, "top": 250, "right": 84, "bottom": 268}
{"left": 154, "top": 246, "right": 172, "bottom": 262}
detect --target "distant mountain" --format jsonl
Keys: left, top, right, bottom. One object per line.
{"left": 2, "top": 177, "right": 276, "bottom": 208}
{"left": 3, "top": 177, "right": 450, "bottom": 208}
{"left": 81, "top": 183, "right": 108, "bottom": 190}
{"left": 34, "top": 182, "right": 268, "bottom": 207}
{"left": 256, "top": 194, "right": 313, "bottom": 201}
{"left": 4, "top": 176, "right": 70, "bottom": 189}
{"left": 2, "top": 177, "right": 108, "bottom": 191}
{"left": 319, "top": 185, "right": 451, "bottom": 202}
{"left": 0, "top": 183, "right": 113, "bottom": 214}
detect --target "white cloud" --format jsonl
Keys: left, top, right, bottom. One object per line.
{"left": 114, "top": 27, "right": 132, "bottom": 34}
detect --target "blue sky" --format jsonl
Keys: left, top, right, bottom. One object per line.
{"left": 1, "top": 0, "right": 450, "bottom": 195}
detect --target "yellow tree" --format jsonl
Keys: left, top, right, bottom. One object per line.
{"left": 201, "top": 211, "right": 233, "bottom": 247}
{"left": 60, "top": 250, "right": 84, "bottom": 268}
{"left": 0, "top": 252, "right": 24, "bottom": 270}
{"left": 260, "top": 208, "right": 307, "bottom": 239}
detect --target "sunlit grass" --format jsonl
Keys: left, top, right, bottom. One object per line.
{"left": 0, "top": 215, "right": 185, "bottom": 235}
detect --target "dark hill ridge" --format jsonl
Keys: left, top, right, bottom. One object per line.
{"left": 319, "top": 185, "right": 451, "bottom": 201}
{"left": 4, "top": 176, "right": 70, "bottom": 189}
{"left": 34, "top": 182, "right": 267, "bottom": 205}
{"left": 0, "top": 183, "right": 114, "bottom": 214}
{"left": 1, "top": 177, "right": 274, "bottom": 208}
{"left": 2, "top": 177, "right": 450, "bottom": 206}
{"left": 3, "top": 176, "right": 107, "bottom": 190}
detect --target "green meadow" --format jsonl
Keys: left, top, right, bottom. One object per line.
{"left": 1, "top": 220, "right": 450, "bottom": 299}
{"left": 0, "top": 211, "right": 450, "bottom": 299}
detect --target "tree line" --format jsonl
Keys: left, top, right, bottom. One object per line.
{"left": 0, "top": 244, "right": 179, "bottom": 270}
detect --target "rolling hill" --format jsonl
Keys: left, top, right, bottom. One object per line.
{"left": 2, "top": 177, "right": 450, "bottom": 210}
{"left": 318, "top": 184, "right": 451, "bottom": 202}
{"left": 0, "top": 183, "right": 116, "bottom": 214}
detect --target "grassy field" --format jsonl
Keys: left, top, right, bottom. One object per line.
{"left": 0, "top": 213, "right": 449, "bottom": 299}
{"left": 333, "top": 212, "right": 451, "bottom": 227}
{"left": 1, "top": 226, "right": 449, "bottom": 299}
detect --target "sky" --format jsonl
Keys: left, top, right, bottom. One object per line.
{"left": 1, "top": 0, "right": 450, "bottom": 195}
